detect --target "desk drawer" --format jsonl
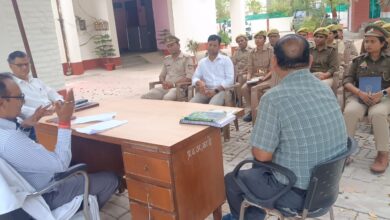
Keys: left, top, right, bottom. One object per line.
{"left": 127, "top": 178, "right": 174, "bottom": 212}
{"left": 123, "top": 152, "right": 172, "bottom": 184}
{"left": 130, "top": 202, "right": 176, "bottom": 220}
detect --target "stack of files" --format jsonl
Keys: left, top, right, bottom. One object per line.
{"left": 179, "top": 111, "right": 236, "bottom": 128}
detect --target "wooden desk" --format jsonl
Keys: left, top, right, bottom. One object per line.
{"left": 36, "top": 99, "right": 244, "bottom": 220}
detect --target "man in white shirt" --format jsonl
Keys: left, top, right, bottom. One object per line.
{"left": 8, "top": 51, "right": 63, "bottom": 140}
{"left": 0, "top": 72, "right": 119, "bottom": 210}
{"left": 190, "top": 35, "right": 234, "bottom": 105}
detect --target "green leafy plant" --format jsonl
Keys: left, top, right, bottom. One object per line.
{"left": 94, "top": 34, "right": 116, "bottom": 58}
{"left": 218, "top": 30, "right": 231, "bottom": 45}
{"left": 186, "top": 39, "right": 199, "bottom": 57}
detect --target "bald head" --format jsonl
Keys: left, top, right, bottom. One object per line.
{"left": 273, "top": 34, "right": 310, "bottom": 70}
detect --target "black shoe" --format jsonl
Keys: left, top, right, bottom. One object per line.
{"left": 243, "top": 112, "right": 252, "bottom": 122}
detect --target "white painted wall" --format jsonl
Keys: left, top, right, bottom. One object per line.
{"left": 0, "top": 0, "right": 65, "bottom": 90}
{"left": 72, "top": 0, "right": 120, "bottom": 61}
{"left": 171, "top": 0, "right": 217, "bottom": 51}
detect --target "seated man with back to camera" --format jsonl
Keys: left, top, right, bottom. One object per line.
{"left": 7, "top": 51, "right": 64, "bottom": 141}
{"left": 190, "top": 34, "right": 234, "bottom": 106}
{"left": 141, "top": 35, "right": 194, "bottom": 101}
{"left": 222, "top": 34, "right": 348, "bottom": 220}
{"left": 0, "top": 72, "right": 119, "bottom": 211}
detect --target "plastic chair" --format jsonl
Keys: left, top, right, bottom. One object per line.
{"left": 0, "top": 162, "right": 92, "bottom": 220}
{"left": 233, "top": 137, "right": 356, "bottom": 220}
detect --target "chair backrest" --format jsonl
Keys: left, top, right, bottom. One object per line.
{"left": 303, "top": 137, "right": 355, "bottom": 212}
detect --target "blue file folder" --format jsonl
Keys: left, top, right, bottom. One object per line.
{"left": 359, "top": 76, "right": 381, "bottom": 93}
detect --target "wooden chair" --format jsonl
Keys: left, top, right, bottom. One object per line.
{"left": 148, "top": 81, "right": 192, "bottom": 101}
{"left": 187, "top": 83, "right": 241, "bottom": 141}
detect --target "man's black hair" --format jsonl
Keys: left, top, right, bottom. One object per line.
{"left": 208, "top": 35, "right": 221, "bottom": 45}
{"left": 0, "top": 72, "right": 14, "bottom": 97}
{"left": 7, "top": 51, "right": 28, "bottom": 64}
{"left": 273, "top": 34, "right": 310, "bottom": 70}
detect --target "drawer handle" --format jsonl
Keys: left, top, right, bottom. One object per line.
{"left": 144, "top": 165, "right": 149, "bottom": 172}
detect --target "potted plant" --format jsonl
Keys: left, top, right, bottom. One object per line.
{"left": 157, "top": 29, "right": 172, "bottom": 55}
{"left": 218, "top": 30, "right": 231, "bottom": 48}
{"left": 94, "top": 34, "right": 116, "bottom": 71}
{"left": 186, "top": 39, "right": 199, "bottom": 65}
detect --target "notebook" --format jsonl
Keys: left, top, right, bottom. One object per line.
{"left": 180, "top": 111, "right": 236, "bottom": 128}
{"left": 359, "top": 76, "right": 381, "bottom": 93}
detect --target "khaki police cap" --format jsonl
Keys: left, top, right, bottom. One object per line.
{"left": 267, "top": 29, "right": 280, "bottom": 36}
{"left": 326, "top": 24, "right": 337, "bottom": 32}
{"left": 235, "top": 34, "right": 248, "bottom": 42}
{"left": 164, "top": 35, "right": 180, "bottom": 44}
{"left": 373, "top": 20, "right": 385, "bottom": 27}
{"left": 296, "top": 27, "right": 309, "bottom": 34}
{"left": 254, "top": 30, "right": 267, "bottom": 38}
{"left": 335, "top": 24, "right": 343, "bottom": 31}
{"left": 313, "top": 27, "right": 330, "bottom": 37}
{"left": 364, "top": 24, "right": 389, "bottom": 38}
{"left": 383, "top": 23, "right": 390, "bottom": 33}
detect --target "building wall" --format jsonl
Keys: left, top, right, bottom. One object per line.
{"left": 350, "top": 0, "right": 370, "bottom": 32}
{"left": 0, "top": 0, "right": 65, "bottom": 90}
{"left": 72, "top": 0, "right": 120, "bottom": 62}
{"left": 152, "top": 0, "right": 171, "bottom": 49}
{"left": 171, "top": 0, "right": 217, "bottom": 52}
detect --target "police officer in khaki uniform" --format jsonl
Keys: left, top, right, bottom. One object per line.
{"left": 296, "top": 27, "right": 315, "bottom": 47}
{"left": 266, "top": 29, "right": 280, "bottom": 48}
{"left": 326, "top": 24, "right": 338, "bottom": 47}
{"left": 310, "top": 27, "right": 339, "bottom": 88}
{"left": 343, "top": 25, "right": 390, "bottom": 173}
{"left": 141, "top": 35, "right": 194, "bottom": 100}
{"left": 242, "top": 31, "right": 273, "bottom": 122}
{"left": 231, "top": 34, "right": 252, "bottom": 85}
{"left": 334, "top": 24, "right": 359, "bottom": 65}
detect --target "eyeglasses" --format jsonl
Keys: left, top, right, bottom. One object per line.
{"left": 11, "top": 63, "right": 30, "bottom": 68}
{"left": 1, "top": 93, "right": 25, "bottom": 103}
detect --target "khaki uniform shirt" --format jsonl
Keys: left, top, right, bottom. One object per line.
{"left": 159, "top": 52, "right": 195, "bottom": 83}
{"left": 335, "top": 39, "right": 358, "bottom": 65}
{"left": 231, "top": 46, "right": 252, "bottom": 76}
{"left": 343, "top": 53, "right": 390, "bottom": 90}
{"left": 247, "top": 44, "right": 273, "bottom": 78}
{"left": 310, "top": 45, "right": 339, "bottom": 76}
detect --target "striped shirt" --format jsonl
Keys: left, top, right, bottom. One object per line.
{"left": 0, "top": 118, "right": 72, "bottom": 190}
{"left": 251, "top": 69, "right": 347, "bottom": 189}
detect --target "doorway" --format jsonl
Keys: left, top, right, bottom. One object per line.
{"left": 113, "top": 0, "right": 157, "bottom": 52}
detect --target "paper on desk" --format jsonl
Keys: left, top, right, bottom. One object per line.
{"left": 75, "top": 119, "right": 128, "bottom": 134}
{"left": 72, "top": 112, "right": 116, "bottom": 125}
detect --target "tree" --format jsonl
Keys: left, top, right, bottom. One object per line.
{"left": 247, "top": 0, "right": 262, "bottom": 14}
{"left": 216, "top": 0, "right": 230, "bottom": 21}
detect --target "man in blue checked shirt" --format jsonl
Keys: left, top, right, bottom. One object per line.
{"left": 0, "top": 72, "right": 118, "bottom": 211}
{"left": 223, "top": 34, "right": 348, "bottom": 220}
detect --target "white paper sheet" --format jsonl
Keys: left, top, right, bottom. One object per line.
{"left": 75, "top": 119, "right": 128, "bottom": 134}
{"left": 71, "top": 112, "right": 116, "bottom": 125}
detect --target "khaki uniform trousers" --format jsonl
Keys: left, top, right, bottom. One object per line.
{"left": 343, "top": 96, "right": 390, "bottom": 152}
{"left": 189, "top": 91, "right": 227, "bottom": 106}
{"left": 141, "top": 87, "right": 184, "bottom": 101}
{"left": 322, "top": 78, "right": 333, "bottom": 88}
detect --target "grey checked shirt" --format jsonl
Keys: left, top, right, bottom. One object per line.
{"left": 0, "top": 118, "right": 72, "bottom": 190}
{"left": 251, "top": 69, "right": 347, "bottom": 189}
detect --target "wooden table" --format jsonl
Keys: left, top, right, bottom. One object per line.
{"left": 36, "top": 99, "right": 244, "bottom": 220}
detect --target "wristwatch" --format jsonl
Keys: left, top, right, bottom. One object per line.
{"left": 382, "top": 89, "right": 388, "bottom": 97}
